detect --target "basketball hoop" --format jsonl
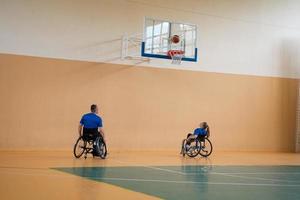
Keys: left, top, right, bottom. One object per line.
{"left": 168, "top": 50, "right": 185, "bottom": 64}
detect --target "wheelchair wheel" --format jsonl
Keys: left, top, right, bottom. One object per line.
{"left": 199, "top": 138, "right": 213, "bottom": 157}
{"left": 94, "top": 137, "right": 107, "bottom": 159}
{"left": 186, "top": 139, "right": 201, "bottom": 158}
{"left": 73, "top": 136, "right": 86, "bottom": 158}
{"left": 181, "top": 139, "right": 187, "bottom": 156}
{"left": 99, "top": 142, "right": 107, "bottom": 159}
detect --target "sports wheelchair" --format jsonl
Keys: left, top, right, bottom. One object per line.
{"left": 73, "top": 132, "right": 107, "bottom": 159}
{"left": 181, "top": 127, "right": 213, "bottom": 158}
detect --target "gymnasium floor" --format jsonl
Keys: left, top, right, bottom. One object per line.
{"left": 1, "top": 151, "right": 300, "bottom": 200}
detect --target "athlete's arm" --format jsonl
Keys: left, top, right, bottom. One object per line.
{"left": 78, "top": 124, "right": 83, "bottom": 136}
{"left": 206, "top": 126, "right": 210, "bottom": 138}
{"left": 98, "top": 127, "right": 105, "bottom": 139}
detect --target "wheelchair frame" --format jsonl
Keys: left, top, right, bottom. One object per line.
{"left": 181, "top": 134, "right": 213, "bottom": 158}
{"left": 73, "top": 135, "right": 107, "bottom": 159}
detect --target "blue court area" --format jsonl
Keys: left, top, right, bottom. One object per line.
{"left": 55, "top": 165, "right": 300, "bottom": 200}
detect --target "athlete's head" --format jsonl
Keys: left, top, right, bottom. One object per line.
{"left": 90, "top": 104, "right": 98, "bottom": 114}
{"left": 200, "top": 122, "right": 208, "bottom": 129}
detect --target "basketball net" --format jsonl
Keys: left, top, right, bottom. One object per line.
{"left": 168, "top": 50, "right": 184, "bottom": 65}
{"left": 168, "top": 34, "right": 185, "bottom": 64}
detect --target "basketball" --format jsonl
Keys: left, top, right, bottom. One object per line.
{"left": 171, "top": 35, "right": 180, "bottom": 44}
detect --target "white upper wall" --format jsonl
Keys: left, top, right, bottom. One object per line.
{"left": 1, "top": 0, "right": 300, "bottom": 78}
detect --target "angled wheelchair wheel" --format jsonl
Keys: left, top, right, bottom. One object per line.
{"left": 73, "top": 136, "right": 86, "bottom": 158}
{"left": 181, "top": 139, "right": 187, "bottom": 157}
{"left": 186, "top": 140, "right": 201, "bottom": 158}
{"left": 94, "top": 137, "right": 107, "bottom": 159}
{"left": 199, "top": 138, "right": 213, "bottom": 157}
{"left": 99, "top": 142, "right": 107, "bottom": 159}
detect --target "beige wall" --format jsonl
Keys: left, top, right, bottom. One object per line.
{"left": 0, "top": 1, "right": 299, "bottom": 152}
{"left": 0, "top": 53, "right": 297, "bottom": 151}
{"left": 1, "top": 0, "right": 300, "bottom": 77}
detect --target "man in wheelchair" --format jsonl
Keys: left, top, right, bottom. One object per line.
{"left": 181, "top": 122, "right": 212, "bottom": 157}
{"left": 78, "top": 104, "right": 106, "bottom": 157}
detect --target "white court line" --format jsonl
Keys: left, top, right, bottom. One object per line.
{"left": 110, "top": 158, "right": 300, "bottom": 181}
{"left": 109, "top": 158, "right": 300, "bottom": 183}
{"left": 2, "top": 167, "right": 300, "bottom": 187}
{"left": 143, "top": 166, "right": 186, "bottom": 175}
{"left": 2, "top": 170, "right": 300, "bottom": 187}
{"left": 2, "top": 159, "right": 300, "bottom": 184}
{"left": 2, "top": 165, "right": 299, "bottom": 176}
{"left": 90, "top": 177, "right": 300, "bottom": 187}
{"left": 3, "top": 157, "right": 300, "bottom": 185}
{"left": 211, "top": 172, "right": 300, "bottom": 183}
{"left": 229, "top": 172, "right": 300, "bottom": 175}
{"left": 109, "top": 158, "right": 186, "bottom": 175}
{"left": 184, "top": 172, "right": 300, "bottom": 175}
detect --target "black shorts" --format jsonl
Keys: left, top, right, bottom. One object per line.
{"left": 197, "top": 135, "right": 206, "bottom": 142}
{"left": 186, "top": 134, "right": 206, "bottom": 141}
{"left": 82, "top": 128, "right": 100, "bottom": 141}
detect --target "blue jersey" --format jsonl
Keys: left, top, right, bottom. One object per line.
{"left": 80, "top": 113, "right": 102, "bottom": 129}
{"left": 193, "top": 128, "right": 207, "bottom": 136}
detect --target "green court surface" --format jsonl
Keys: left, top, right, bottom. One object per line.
{"left": 55, "top": 165, "right": 300, "bottom": 200}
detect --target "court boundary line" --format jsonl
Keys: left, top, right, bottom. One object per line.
{"left": 110, "top": 158, "right": 186, "bottom": 175}
{"left": 2, "top": 167, "right": 300, "bottom": 187}
{"left": 2, "top": 170, "right": 300, "bottom": 187}
{"left": 109, "top": 158, "right": 300, "bottom": 183}
{"left": 3, "top": 158, "right": 300, "bottom": 185}
{"left": 89, "top": 177, "right": 300, "bottom": 187}
{"left": 211, "top": 172, "right": 300, "bottom": 183}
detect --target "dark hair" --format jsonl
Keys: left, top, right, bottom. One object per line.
{"left": 90, "top": 104, "right": 97, "bottom": 112}
{"left": 202, "top": 122, "right": 208, "bottom": 129}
